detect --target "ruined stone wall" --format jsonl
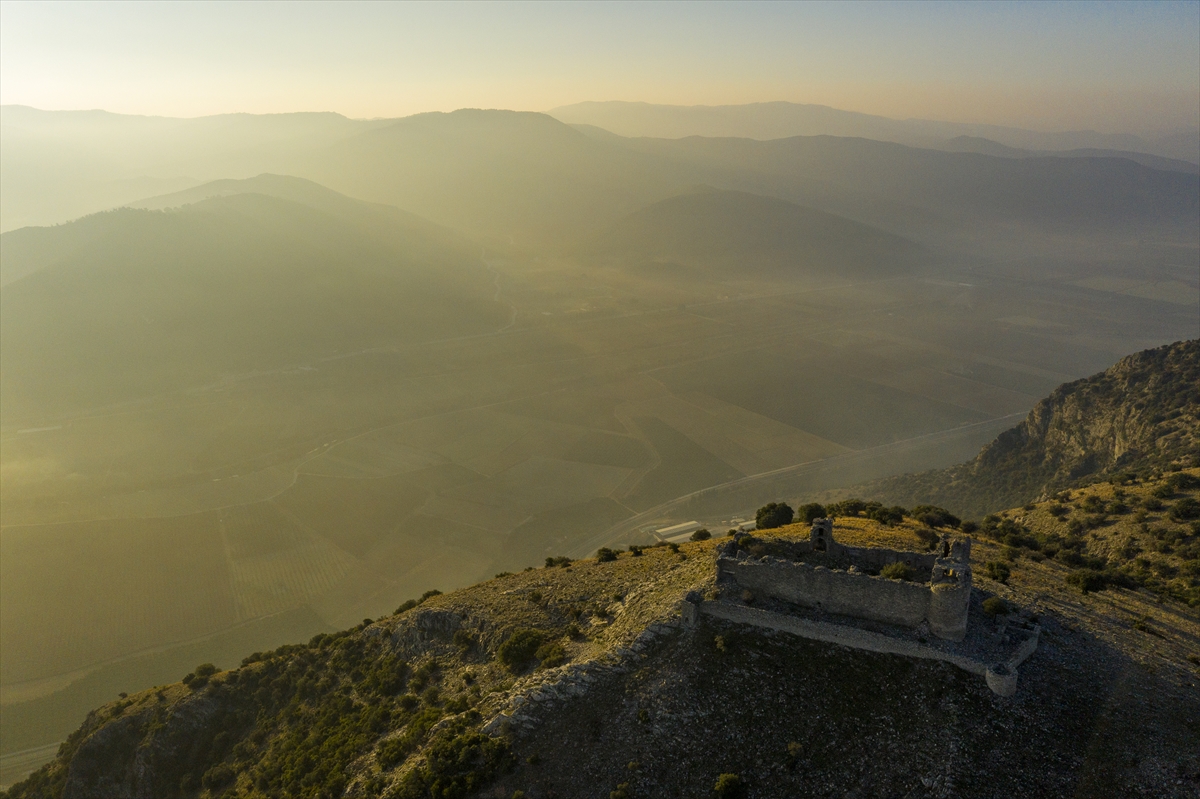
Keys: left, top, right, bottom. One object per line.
{"left": 698, "top": 600, "right": 986, "bottom": 676}
{"left": 718, "top": 555, "right": 932, "bottom": 628}
{"left": 840, "top": 545, "right": 939, "bottom": 574}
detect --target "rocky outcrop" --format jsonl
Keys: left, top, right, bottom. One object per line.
{"left": 862, "top": 339, "right": 1200, "bottom": 517}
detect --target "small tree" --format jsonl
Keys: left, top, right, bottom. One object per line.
{"left": 690, "top": 528, "right": 712, "bottom": 541}
{"left": 596, "top": 548, "right": 618, "bottom": 562}
{"left": 756, "top": 502, "right": 794, "bottom": 530}
{"left": 797, "top": 502, "right": 826, "bottom": 524}
{"left": 498, "top": 629, "right": 546, "bottom": 672}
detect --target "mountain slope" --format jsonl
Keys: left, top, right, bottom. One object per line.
{"left": 582, "top": 188, "right": 926, "bottom": 278}
{"left": 0, "top": 185, "right": 506, "bottom": 420}
{"left": 853, "top": 339, "right": 1200, "bottom": 518}
{"left": 303, "top": 109, "right": 691, "bottom": 247}
{"left": 5, "top": 484, "right": 1198, "bottom": 799}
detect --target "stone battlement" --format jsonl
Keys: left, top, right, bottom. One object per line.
{"left": 715, "top": 519, "right": 972, "bottom": 641}
{"left": 688, "top": 519, "right": 1038, "bottom": 695}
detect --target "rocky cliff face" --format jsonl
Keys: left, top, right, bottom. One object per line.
{"left": 862, "top": 339, "right": 1200, "bottom": 518}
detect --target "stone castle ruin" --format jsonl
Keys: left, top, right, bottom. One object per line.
{"left": 683, "top": 520, "right": 1039, "bottom": 696}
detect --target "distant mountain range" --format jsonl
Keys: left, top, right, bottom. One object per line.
{"left": 550, "top": 100, "right": 1200, "bottom": 165}
{"left": 5, "top": 105, "right": 1197, "bottom": 255}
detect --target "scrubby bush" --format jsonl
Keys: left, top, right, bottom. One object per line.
{"left": 1066, "top": 568, "right": 1107, "bottom": 594}
{"left": 497, "top": 630, "right": 546, "bottom": 672}
{"left": 911, "top": 505, "right": 961, "bottom": 528}
{"left": 713, "top": 773, "right": 747, "bottom": 799}
{"left": 690, "top": 528, "right": 712, "bottom": 541}
{"left": 984, "top": 561, "right": 1011, "bottom": 584}
{"left": 1168, "top": 472, "right": 1200, "bottom": 491}
{"left": 628, "top": 545, "right": 644, "bottom": 557}
{"left": 535, "top": 642, "right": 566, "bottom": 669}
{"left": 827, "top": 498, "right": 866, "bottom": 517}
{"left": 982, "top": 597, "right": 1009, "bottom": 617}
{"left": 545, "top": 556, "right": 572, "bottom": 568}
{"left": 596, "top": 547, "right": 618, "bottom": 562}
{"left": 1170, "top": 497, "right": 1200, "bottom": 521}
{"left": 756, "top": 502, "right": 794, "bottom": 529}
{"left": 880, "top": 562, "right": 914, "bottom": 581}
{"left": 914, "top": 527, "right": 939, "bottom": 550}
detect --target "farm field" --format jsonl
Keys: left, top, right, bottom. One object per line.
{"left": 1, "top": 245, "right": 1196, "bottom": 761}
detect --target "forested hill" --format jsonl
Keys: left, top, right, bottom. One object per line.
{"left": 858, "top": 339, "right": 1200, "bottom": 518}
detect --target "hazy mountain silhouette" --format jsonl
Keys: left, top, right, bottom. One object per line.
{"left": 583, "top": 188, "right": 925, "bottom": 278}
{"left": 0, "top": 187, "right": 506, "bottom": 418}
{"left": 302, "top": 109, "right": 690, "bottom": 247}
{"left": 0, "top": 105, "right": 389, "bottom": 231}
{"left": 613, "top": 134, "right": 1200, "bottom": 244}
{"left": 938, "top": 135, "right": 1199, "bottom": 175}
{"left": 549, "top": 100, "right": 1200, "bottom": 163}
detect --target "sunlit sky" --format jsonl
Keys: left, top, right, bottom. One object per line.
{"left": 2, "top": 0, "right": 1198, "bottom": 134}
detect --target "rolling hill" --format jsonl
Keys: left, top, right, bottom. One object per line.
{"left": 0, "top": 178, "right": 507, "bottom": 421}
{"left": 581, "top": 187, "right": 926, "bottom": 278}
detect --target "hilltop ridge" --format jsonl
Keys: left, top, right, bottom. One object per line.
{"left": 7, "top": 461, "right": 1199, "bottom": 798}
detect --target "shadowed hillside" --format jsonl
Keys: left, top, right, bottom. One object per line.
{"left": 0, "top": 185, "right": 506, "bottom": 419}
{"left": 582, "top": 188, "right": 926, "bottom": 278}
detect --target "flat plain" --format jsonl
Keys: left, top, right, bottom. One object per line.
{"left": 1, "top": 224, "right": 1197, "bottom": 763}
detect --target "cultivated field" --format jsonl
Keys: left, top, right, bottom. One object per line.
{"left": 1, "top": 244, "right": 1196, "bottom": 763}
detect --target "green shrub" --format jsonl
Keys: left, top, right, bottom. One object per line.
{"left": 911, "top": 505, "right": 961, "bottom": 528}
{"left": 610, "top": 784, "right": 631, "bottom": 799}
{"left": 545, "top": 556, "right": 572, "bottom": 567}
{"left": 1066, "top": 568, "right": 1107, "bottom": 594}
{"left": 498, "top": 629, "right": 546, "bottom": 672}
{"left": 535, "top": 642, "right": 566, "bottom": 669}
{"left": 713, "top": 773, "right": 747, "bottom": 798}
{"left": 628, "top": 545, "right": 644, "bottom": 557}
{"left": 866, "top": 504, "right": 906, "bottom": 526}
{"left": 984, "top": 561, "right": 1011, "bottom": 584}
{"left": 690, "top": 528, "right": 712, "bottom": 541}
{"left": 880, "top": 562, "right": 914, "bottom": 581}
{"left": 827, "top": 498, "right": 866, "bottom": 517}
{"left": 596, "top": 547, "right": 618, "bottom": 562}
{"left": 755, "top": 502, "right": 794, "bottom": 529}
{"left": 982, "top": 597, "right": 1009, "bottom": 617}
{"left": 1170, "top": 497, "right": 1200, "bottom": 521}
{"left": 797, "top": 502, "right": 826, "bottom": 524}
{"left": 914, "top": 527, "right": 939, "bottom": 550}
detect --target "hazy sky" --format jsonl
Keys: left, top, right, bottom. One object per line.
{"left": 2, "top": 1, "right": 1197, "bottom": 134}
